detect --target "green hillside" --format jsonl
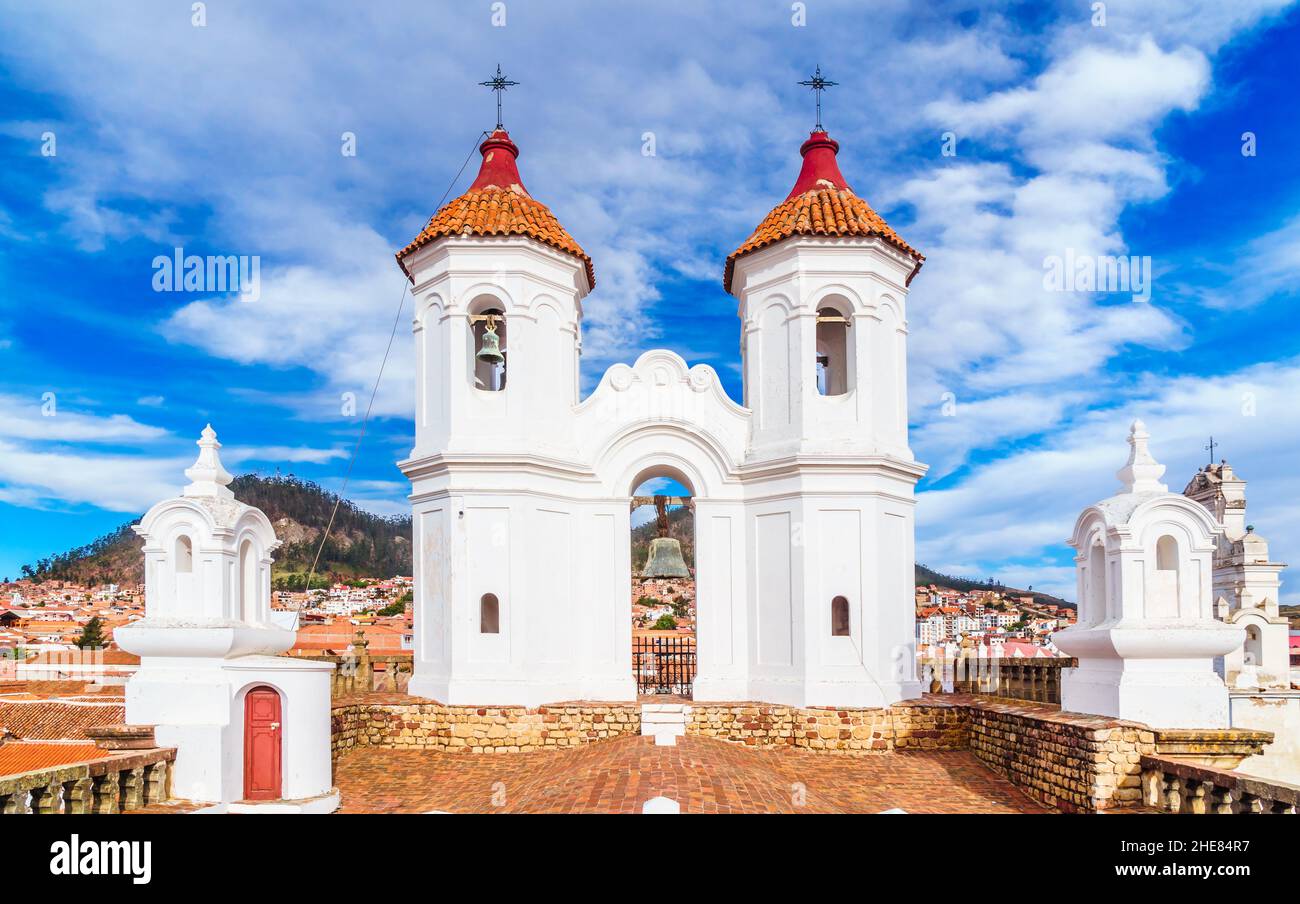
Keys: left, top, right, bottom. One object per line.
{"left": 19, "top": 474, "right": 412, "bottom": 588}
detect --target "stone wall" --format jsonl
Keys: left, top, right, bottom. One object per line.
{"left": 331, "top": 695, "right": 640, "bottom": 757}
{"left": 330, "top": 693, "right": 1184, "bottom": 813}
{"left": 961, "top": 696, "right": 1154, "bottom": 813}
{"left": 686, "top": 700, "right": 969, "bottom": 753}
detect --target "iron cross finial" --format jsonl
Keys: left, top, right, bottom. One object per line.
{"left": 478, "top": 64, "right": 519, "bottom": 130}
{"left": 797, "top": 64, "right": 838, "bottom": 131}
{"left": 1205, "top": 436, "right": 1218, "bottom": 465}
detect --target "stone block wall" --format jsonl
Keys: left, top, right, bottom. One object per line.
{"left": 330, "top": 693, "right": 1173, "bottom": 813}
{"left": 686, "top": 701, "right": 969, "bottom": 753}
{"left": 331, "top": 696, "right": 640, "bottom": 757}
{"left": 961, "top": 696, "right": 1155, "bottom": 812}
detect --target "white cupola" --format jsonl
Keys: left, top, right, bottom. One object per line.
{"left": 1054, "top": 420, "right": 1243, "bottom": 728}
{"left": 117, "top": 425, "right": 336, "bottom": 810}
{"left": 117, "top": 425, "right": 293, "bottom": 659}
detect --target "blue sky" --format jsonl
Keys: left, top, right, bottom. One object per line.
{"left": 1, "top": 1, "right": 1299, "bottom": 601}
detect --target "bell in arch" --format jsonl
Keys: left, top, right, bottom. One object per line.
{"left": 475, "top": 316, "right": 505, "bottom": 366}
{"left": 637, "top": 494, "right": 691, "bottom": 578}
{"left": 642, "top": 537, "right": 690, "bottom": 578}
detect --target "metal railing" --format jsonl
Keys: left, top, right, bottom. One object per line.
{"left": 633, "top": 636, "right": 695, "bottom": 696}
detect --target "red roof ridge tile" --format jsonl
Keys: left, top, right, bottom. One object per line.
{"left": 724, "top": 130, "right": 923, "bottom": 293}
{"left": 396, "top": 129, "right": 594, "bottom": 288}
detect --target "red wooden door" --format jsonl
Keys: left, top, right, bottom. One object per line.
{"left": 243, "top": 686, "right": 282, "bottom": 801}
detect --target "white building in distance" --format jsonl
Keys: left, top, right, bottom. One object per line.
{"left": 1183, "top": 460, "right": 1290, "bottom": 689}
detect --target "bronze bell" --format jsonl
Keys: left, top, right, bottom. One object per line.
{"left": 476, "top": 320, "right": 505, "bottom": 366}
{"left": 641, "top": 537, "right": 691, "bottom": 578}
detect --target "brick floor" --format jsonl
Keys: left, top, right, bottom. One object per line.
{"left": 335, "top": 734, "right": 1050, "bottom": 814}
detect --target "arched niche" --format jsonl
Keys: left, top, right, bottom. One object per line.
{"left": 1085, "top": 538, "right": 1107, "bottom": 627}
{"left": 480, "top": 593, "right": 501, "bottom": 634}
{"left": 239, "top": 537, "right": 260, "bottom": 624}
{"left": 173, "top": 534, "right": 195, "bottom": 616}
{"left": 831, "top": 595, "right": 851, "bottom": 636}
{"left": 1148, "top": 530, "right": 1183, "bottom": 618}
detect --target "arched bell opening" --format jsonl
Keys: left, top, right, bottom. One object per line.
{"left": 629, "top": 471, "right": 696, "bottom": 698}
{"left": 1243, "top": 623, "right": 1263, "bottom": 668}
{"left": 469, "top": 301, "right": 507, "bottom": 392}
{"left": 814, "top": 300, "right": 853, "bottom": 397}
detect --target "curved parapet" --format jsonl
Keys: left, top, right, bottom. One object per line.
{"left": 577, "top": 349, "right": 749, "bottom": 496}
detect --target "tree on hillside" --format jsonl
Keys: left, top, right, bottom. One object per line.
{"left": 76, "top": 617, "right": 106, "bottom": 650}
{"left": 653, "top": 614, "right": 677, "bottom": 630}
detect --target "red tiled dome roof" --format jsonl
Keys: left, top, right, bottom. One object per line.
{"left": 724, "top": 131, "right": 923, "bottom": 293}
{"left": 396, "top": 130, "right": 594, "bottom": 288}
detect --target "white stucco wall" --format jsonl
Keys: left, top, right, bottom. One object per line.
{"left": 401, "top": 233, "right": 926, "bottom": 709}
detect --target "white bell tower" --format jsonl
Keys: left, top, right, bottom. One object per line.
{"left": 397, "top": 126, "right": 603, "bottom": 705}
{"left": 722, "top": 127, "right": 927, "bottom": 707}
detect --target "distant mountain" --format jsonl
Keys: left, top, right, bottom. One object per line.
{"left": 915, "top": 563, "right": 1075, "bottom": 609}
{"left": 1280, "top": 605, "right": 1300, "bottom": 630}
{"left": 20, "top": 479, "right": 1073, "bottom": 608}
{"left": 18, "top": 474, "right": 411, "bottom": 588}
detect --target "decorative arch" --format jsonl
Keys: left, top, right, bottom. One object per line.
{"left": 749, "top": 292, "right": 797, "bottom": 320}
{"left": 874, "top": 293, "right": 905, "bottom": 325}
{"left": 596, "top": 423, "right": 735, "bottom": 499}
{"left": 231, "top": 509, "right": 277, "bottom": 625}
{"left": 809, "top": 283, "right": 865, "bottom": 311}
{"left": 416, "top": 291, "right": 446, "bottom": 324}
{"left": 462, "top": 284, "right": 517, "bottom": 314}
{"left": 627, "top": 461, "right": 697, "bottom": 498}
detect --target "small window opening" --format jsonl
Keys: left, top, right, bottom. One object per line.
{"left": 480, "top": 593, "right": 500, "bottom": 634}
{"left": 831, "top": 595, "right": 850, "bottom": 636}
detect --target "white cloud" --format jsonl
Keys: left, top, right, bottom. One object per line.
{"left": 222, "top": 445, "right": 348, "bottom": 466}
{"left": 0, "top": 438, "right": 185, "bottom": 512}
{"left": 0, "top": 394, "right": 168, "bottom": 443}
{"left": 927, "top": 39, "right": 1209, "bottom": 148}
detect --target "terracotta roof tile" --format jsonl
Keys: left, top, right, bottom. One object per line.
{"left": 724, "top": 131, "right": 923, "bottom": 293}
{"left": 397, "top": 130, "right": 594, "bottom": 288}
{"left": 0, "top": 742, "right": 110, "bottom": 776}
{"left": 0, "top": 699, "right": 126, "bottom": 740}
